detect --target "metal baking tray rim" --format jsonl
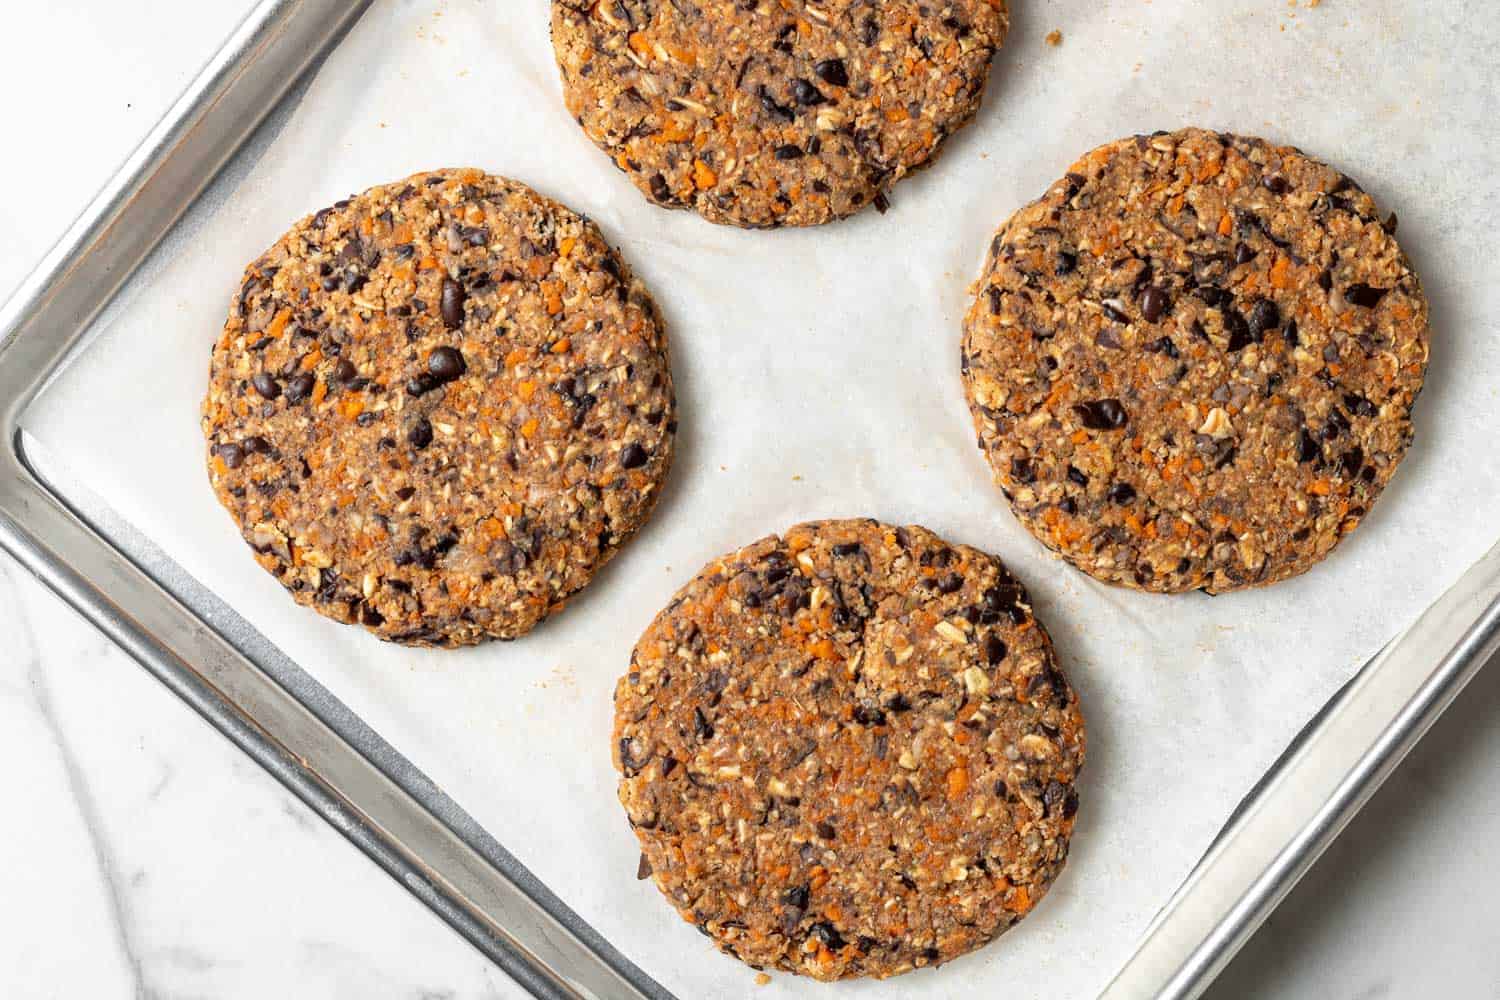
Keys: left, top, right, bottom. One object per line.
{"left": 3, "top": 3, "right": 1498, "bottom": 998}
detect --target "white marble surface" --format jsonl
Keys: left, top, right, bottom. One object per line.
{"left": 1, "top": 3, "right": 1496, "bottom": 999}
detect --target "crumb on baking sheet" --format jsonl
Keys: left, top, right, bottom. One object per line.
{"left": 755, "top": 973, "right": 772, "bottom": 986}
{"left": 1045, "top": 29, "right": 1063, "bottom": 46}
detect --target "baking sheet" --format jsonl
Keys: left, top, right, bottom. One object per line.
{"left": 25, "top": 1, "right": 1500, "bottom": 996}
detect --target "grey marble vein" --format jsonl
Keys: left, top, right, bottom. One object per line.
{"left": 1, "top": 563, "right": 152, "bottom": 998}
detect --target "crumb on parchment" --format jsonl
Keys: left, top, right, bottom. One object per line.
{"left": 1045, "top": 29, "right": 1063, "bottom": 46}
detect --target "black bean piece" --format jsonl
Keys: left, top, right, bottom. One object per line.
{"left": 983, "top": 634, "right": 1007, "bottom": 665}
{"left": 284, "top": 372, "right": 315, "bottom": 403}
{"left": 1055, "top": 251, "right": 1078, "bottom": 275}
{"left": 1247, "top": 298, "right": 1280, "bottom": 337}
{"left": 620, "top": 443, "right": 648, "bottom": 469}
{"left": 1234, "top": 242, "right": 1256, "bottom": 266}
{"left": 1194, "top": 285, "right": 1229, "bottom": 308}
{"left": 758, "top": 86, "right": 794, "bottom": 121}
{"left": 648, "top": 173, "right": 672, "bottom": 202}
{"left": 1344, "top": 283, "right": 1388, "bottom": 308}
{"left": 242, "top": 435, "right": 270, "bottom": 455}
{"left": 1107, "top": 482, "right": 1137, "bottom": 504}
{"left": 809, "top": 922, "right": 846, "bottom": 951}
{"left": 1074, "top": 398, "right": 1129, "bottom": 430}
{"left": 395, "top": 486, "right": 416, "bottom": 501}
{"left": 440, "top": 277, "right": 466, "bottom": 329}
{"left": 813, "top": 58, "right": 848, "bottom": 87}
{"left": 1010, "top": 456, "right": 1035, "bottom": 483}
{"left": 333, "top": 359, "right": 357, "bottom": 383}
{"left": 1144, "top": 336, "right": 1179, "bottom": 358}
{"left": 427, "top": 346, "right": 467, "bottom": 382}
{"left": 985, "top": 285, "right": 1005, "bottom": 316}
{"left": 1297, "top": 427, "right": 1321, "bottom": 463}
{"left": 1340, "top": 445, "right": 1364, "bottom": 476}
{"left": 783, "top": 885, "right": 809, "bottom": 910}
{"left": 619, "top": 738, "right": 646, "bottom": 776}
{"left": 790, "top": 78, "right": 825, "bottom": 106}
{"left": 1139, "top": 286, "right": 1170, "bottom": 322}
{"left": 1344, "top": 392, "right": 1378, "bottom": 418}
{"left": 1043, "top": 779, "right": 1068, "bottom": 817}
{"left": 1067, "top": 465, "right": 1089, "bottom": 486}
{"left": 406, "top": 372, "right": 440, "bottom": 397}
{"left": 1101, "top": 301, "right": 1129, "bottom": 323}
{"left": 815, "top": 821, "right": 837, "bottom": 840}
{"left": 1224, "top": 309, "right": 1254, "bottom": 351}
{"left": 408, "top": 418, "right": 434, "bottom": 450}
{"left": 831, "top": 542, "right": 862, "bottom": 557}
{"left": 251, "top": 373, "right": 281, "bottom": 399}
{"left": 1262, "top": 174, "right": 1289, "bottom": 195}
{"left": 1323, "top": 409, "right": 1350, "bottom": 440}
{"left": 935, "top": 572, "right": 964, "bottom": 594}
{"left": 883, "top": 693, "right": 912, "bottom": 715}
{"left": 217, "top": 443, "right": 244, "bottom": 469}
{"left": 774, "top": 144, "right": 804, "bottom": 160}
{"left": 636, "top": 854, "right": 653, "bottom": 880}
{"left": 693, "top": 706, "right": 714, "bottom": 741}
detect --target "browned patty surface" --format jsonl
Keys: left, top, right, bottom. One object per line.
{"left": 203, "top": 168, "right": 675, "bottom": 646}
{"left": 962, "top": 129, "right": 1429, "bottom": 594}
{"left": 615, "top": 519, "right": 1085, "bottom": 980}
{"left": 552, "top": 0, "right": 1009, "bottom": 228}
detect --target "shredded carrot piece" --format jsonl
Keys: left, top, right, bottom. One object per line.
{"left": 692, "top": 158, "right": 717, "bottom": 189}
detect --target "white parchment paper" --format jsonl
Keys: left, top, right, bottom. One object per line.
{"left": 27, "top": 2, "right": 1500, "bottom": 996}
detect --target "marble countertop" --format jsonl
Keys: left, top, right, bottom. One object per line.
{"left": 2, "top": 3, "right": 1496, "bottom": 998}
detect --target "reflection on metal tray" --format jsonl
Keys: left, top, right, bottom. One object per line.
{"left": 1, "top": 3, "right": 1497, "bottom": 999}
